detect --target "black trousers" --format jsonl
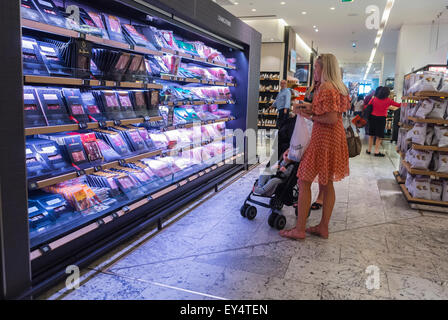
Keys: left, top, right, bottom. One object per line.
{"left": 277, "top": 109, "right": 289, "bottom": 129}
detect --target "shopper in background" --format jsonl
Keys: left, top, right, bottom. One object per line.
{"left": 364, "top": 86, "right": 383, "bottom": 136}
{"left": 366, "top": 86, "right": 401, "bottom": 157}
{"left": 280, "top": 53, "right": 350, "bottom": 240}
{"left": 273, "top": 80, "right": 291, "bottom": 129}
{"left": 353, "top": 94, "right": 365, "bottom": 117}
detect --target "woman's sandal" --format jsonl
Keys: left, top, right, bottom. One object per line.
{"left": 311, "top": 202, "right": 322, "bottom": 210}
{"left": 306, "top": 226, "right": 329, "bottom": 239}
{"left": 279, "top": 228, "right": 306, "bottom": 240}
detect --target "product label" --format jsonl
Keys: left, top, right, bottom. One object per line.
{"left": 47, "top": 104, "right": 61, "bottom": 110}
{"left": 24, "top": 93, "right": 34, "bottom": 100}
{"left": 24, "top": 104, "right": 38, "bottom": 111}
{"left": 40, "top": 45, "right": 56, "bottom": 54}
{"left": 43, "top": 94, "right": 58, "bottom": 100}
{"left": 28, "top": 206, "right": 39, "bottom": 214}
{"left": 72, "top": 151, "right": 86, "bottom": 162}
{"left": 37, "top": 0, "right": 53, "bottom": 7}
{"left": 41, "top": 146, "right": 57, "bottom": 153}
{"left": 71, "top": 104, "right": 85, "bottom": 115}
{"left": 87, "top": 105, "right": 100, "bottom": 114}
{"left": 22, "top": 40, "right": 35, "bottom": 50}
{"left": 46, "top": 198, "right": 61, "bottom": 206}
{"left": 26, "top": 148, "right": 33, "bottom": 155}
{"left": 108, "top": 15, "right": 121, "bottom": 33}
{"left": 119, "top": 94, "right": 132, "bottom": 107}
{"left": 105, "top": 94, "right": 118, "bottom": 106}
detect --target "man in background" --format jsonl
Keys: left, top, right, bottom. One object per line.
{"left": 273, "top": 80, "right": 291, "bottom": 129}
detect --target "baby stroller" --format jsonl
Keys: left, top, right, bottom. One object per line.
{"left": 240, "top": 161, "right": 300, "bottom": 230}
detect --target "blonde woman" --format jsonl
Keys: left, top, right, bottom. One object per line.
{"left": 280, "top": 54, "right": 350, "bottom": 240}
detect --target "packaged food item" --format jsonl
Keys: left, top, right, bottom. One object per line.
{"left": 430, "top": 180, "right": 443, "bottom": 201}
{"left": 408, "top": 72, "right": 443, "bottom": 94}
{"left": 427, "top": 99, "right": 448, "bottom": 119}
{"left": 435, "top": 152, "right": 448, "bottom": 173}
{"left": 81, "top": 91, "right": 105, "bottom": 122}
{"left": 122, "top": 24, "right": 156, "bottom": 50}
{"left": 32, "top": 0, "right": 66, "bottom": 28}
{"left": 23, "top": 86, "right": 47, "bottom": 128}
{"left": 35, "top": 87, "right": 72, "bottom": 125}
{"left": 443, "top": 180, "right": 448, "bottom": 201}
{"left": 415, "top": 100, "right": 434, "bottom": 119}
{"left": 425, "top": 126, "right": 434, "bottom": 146}
{"left": 149, "top": 132, "right": 169, "bottom": 149}
{"left": 96, "top": 139, "right": 121, "bottom": 162}
{"left": 21, "top": 0, "right": 44, "bottom": 22}
{"left": 142, "top": 159, "right": 173, "bottom": 177}
{"left": 116, "top": 91, "right": 137, "bottom": 119}
{"left": 411, "top": 176, "right": 431, "bottom": 200}
{"left": 408, "top": 123, "right": 427, "bottom": 145}
{"left": 103, "top": 14, "right": 127, "bottom": 43}
{"left": 435, "top": 126, "right": 448, "bottom": 147}
{"left": 22, "top": 37, "right": 48, "bottom": 76}
{"left": 62, "top": 88, "right": 90, "bottom": 124}
{"left": 409, "top": 150, "right": 433, "bottom": 170}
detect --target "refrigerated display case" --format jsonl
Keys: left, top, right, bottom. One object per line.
{"left": 0, "top": 0, "right": 261, "bottom": 299}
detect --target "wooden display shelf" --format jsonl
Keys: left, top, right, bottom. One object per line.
{"left": 412, "top": 91, "right": 448, "bottom": 98}
{"left": 163, "top": 100, "right": 234, "bottom": 106}
{"left": 408, "top": 117, "right": 448, "bottom": 125}
{"left": 24, "top": 116, "right": 163, "bottom": 136}
{"left": 158, "top": 75, "right": 234, "bottom": 87}
{"left": 21, "top": 18, "right": 78, "bottom": 38}
{"left": 162, "top": 48, "right": 236, "bottom": 70}
{"left": 401, "top": 159, "right": 448, "bottom": 179}
{"left": 400, "top": 184, "right": 448, "bottom": 207}
{"left": 412, "top": 144, "right": 448, "bottom": 152}
{"left": 393, "top": 171, "right": 405, "bottom": 184}
{"left": 24, "top": 75, "right": 163, "bottom": 90}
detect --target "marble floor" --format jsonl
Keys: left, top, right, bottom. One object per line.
{"left": 40, "top": 130, "right": 448, "bottom": 300}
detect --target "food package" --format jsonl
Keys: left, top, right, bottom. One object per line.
{"left": 440, "top": 76, "right": 448, "bottom": 93}
{"left": 411, "top": 176, "right": 431, "bottom": 200}
{"left": 425, "top": 126, "right": 434, "bottom": 146}
{"left": 430, "top": 180, "right": 443, "bottom": 201}
{"left": 408, "top": 72, "right": 443, "bottom": 94}
{"left": 436, "top": 152, "right": 448, "bottom": 173}
{"left": 408, "top": 123, "right": 427, "bottom": 145}
{"left": 405, "top": 173, "right": 414, "bottom": 193}
{"left": 428, "top": 99, "right": 448, "bottom": 119}
{"left": 436, "top": 126, "right": 448, "bottom": 147}
{"left": 443, "top": 180, "right": 448, "bottom": 202}
{"left": 409, "top": 150, "right": 433, "bottom": 170}
{"left": 415, "top": 100, "right": 434, "bottom": 119}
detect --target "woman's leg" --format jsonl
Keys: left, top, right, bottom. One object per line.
{"left": 307, "top": 181, "right": 335, "bottom": 239}
{"left": 374, "top": 136, "right": 382, "bottom": 154}
{"left": 280, "top": 179, "right": 312, "bottom": 239}
{"left": 368, "top": 135, "right": 374, "bottom": 153}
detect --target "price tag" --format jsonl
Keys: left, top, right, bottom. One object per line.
{"left": 147, "top": 196, "right": 153, "bottom": 202}
{"left": 78, "top": 122, "right": 88, "bottom": 129}
{"left": 143, "top": 115, "right": 151, "bottom": 122}
{"left": 76, "top": 169, "right": 86, "bottom": 177}
{"left": 98, "top": 121, "right": 107, "bottom": 129}
{"left": 112, "top": 212, "right": 119, "bottom": 219}
{"left": 97, "top": 219, "right": 105, "bottom": 226}
{"left": 122, "top": 206, "right": 130, "bottom": 213}
{"left": 118, "top": 159, "right": 126, "bottom": 166}
{"left": 94, "top": 166, "right": 102, "bottom": 172}
{"left": 114, "top": 120, "right": 122, "bottom": 126}
{"left": 29, "top": 182, "right": 38, "bottom": 190}
{"left": 40, "top": 245, "right": 51, "bottom": 254}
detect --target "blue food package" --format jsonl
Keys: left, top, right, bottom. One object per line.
{"left": 21, "top": 0, "right": 44, "bottom": 22}
{"left": 23, "top": 86, "right": 47, "bottom": 127}
{"left": 32, "top": 0, "right": 67, "bottom": 28}
{"left": 22, "top": 37, "right": 48, "bottom": 76}
{"left": 28, "top": 200, "right": 52, "bottom": 230}
{"left": 35, "top": 87, "right": 72, "bottom": 125}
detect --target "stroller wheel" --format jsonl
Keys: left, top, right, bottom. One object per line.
{"left": 269, "top": 198, "right": 284, "bottom": 211}
{"left": 274, "top": 214, "right": 287, "bottom": 230}
{"left": 268, "top": 212, "right": 278, "bottom": 228}
{"left": 240, "top": 204, "right": 249, "bottom": 218}
{"left": 245, "top": 206, "right": 257, "bottom": 220}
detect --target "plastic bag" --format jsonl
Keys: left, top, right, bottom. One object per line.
{"left": 437, "top": 126, "right": 448, "bottom": 147}
{"left": 437, "top": 152, "right": 448, "bottom": 173}
{"left": 415, "top": 100, "right": 434, "bottom": 119}
{"left": 428, "top": 99, "right": 447, "bottom": 119}
{"left": 443, "top": 180, "right": 448, "bottom": 202}
{"left": 430, "top": 180, "right": 443, "bottom": 201}
{"left": 288, "top": 115, "right": 311, "bottom": 162}
{"left": 425, "top": 126, "right": 434, "bottom": 146}
{"left": 409, "top": 123, "right": 427, "bottom": 145}
{"left": 409, "top": 150, "right": 433, "bottom": 170}
{"left": 411, "top": 176, "right": 431, "bottom": 199}
{"left": 409, "top": 72, "right": 443, "bottom": 94}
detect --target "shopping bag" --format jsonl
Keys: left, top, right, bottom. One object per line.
{"left": 346, "top": 126, "right": 362, "bottom": 158}
{"left": 352, "top": 115, "right": 367, "bottom": 128}
{"left": 288, "top": 115, "right": 311, "bottom": 162}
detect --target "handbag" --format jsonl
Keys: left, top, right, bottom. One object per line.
{"left": 346, "top": 126, "right": 362, "bottom": 158}
{"left": 352, "top": 114, "right": 367, "bottom": 128}
{"left": 288, "top": 115, "right": 311, "bottom": 162}
{"left": 362, "top": 98, "right": 374, "bottom": 120}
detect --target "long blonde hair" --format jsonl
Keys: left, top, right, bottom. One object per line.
{"left": 317, "top": 54, "right": 349, "bottom": 96}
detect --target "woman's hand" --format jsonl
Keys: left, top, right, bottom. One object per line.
{"left": 292, "top": 101, "right": 312, "bottom": 115}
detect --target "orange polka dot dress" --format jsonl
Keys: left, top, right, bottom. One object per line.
{"left": 297, "top": 82, "right": 350, "bottom": 185}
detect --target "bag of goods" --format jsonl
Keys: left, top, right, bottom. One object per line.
{"left": 411, "top": 176, "right": 431, "bottom": 199}
{"left": 438, "top": 76, "right": 448, "bottom": 93}
{"left": 435, "top": 126, "right": 448, "bottom": 147}
{"left": 442, "top": 180, "right": 448, "bottom": 201}
{"left": 436, "top": 152, "right": 448, "bottom": 173}
{"left": 415, "top": 100, "right": 434, "bottom": 119}
{"left": 409, "top": 150, "right": 433, "bottom": 170}
{"left": 408, "top": 72, "right": 443, "bottom": 94}
{"left": 408, "top": 123, "right": 427, "bottom": 145}
{"left": 430, "top": 180, "right": 443, "bottom": 201}
{"left": 425, "top": 126, "right": 434, "bottom": 146}
{"left": 405, "top": 173, "right": 414, "bottom": 192}
{"left": 428, "top": 99, "right": 448, "bottom": 119}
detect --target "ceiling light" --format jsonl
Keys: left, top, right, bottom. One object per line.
{"left": 234, "top": 1, "right": 239, "bottom": 4}
{"left": 281, "top": 1, "right": 286, "bottom": 5}
{"left": 313, "top": 25, "right": 317, "bottom": 28}
{"left": 302, "top": 11, "right": 307, "bottom": 15}
{"left": 364, "top": 0, "right": 395, "bottom": 80}
{"left": 315, "top": 29, "right": 319, "bottom": 32}
{"left": 330, "top": 7, "right": 335, "bottom": 10}
{"left": 251, "top": 8, "right": 256, "bottom": 12}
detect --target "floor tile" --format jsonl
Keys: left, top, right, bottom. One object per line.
{"left": 387, "top": 272, "right": 448, "bottom": 300}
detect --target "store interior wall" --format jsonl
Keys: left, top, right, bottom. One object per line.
{"left": 260, "top": 43, "right": 284, "bottom": 79}
{"left": 380, "top": 53, "right": 397, "bottom": 86}
{"left": 395, "top": 23, "right": 448, "bottom": 99}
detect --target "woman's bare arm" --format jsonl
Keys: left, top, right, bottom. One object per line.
{"left": 313, "top": 112, "right": 339, "bottom": 125}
